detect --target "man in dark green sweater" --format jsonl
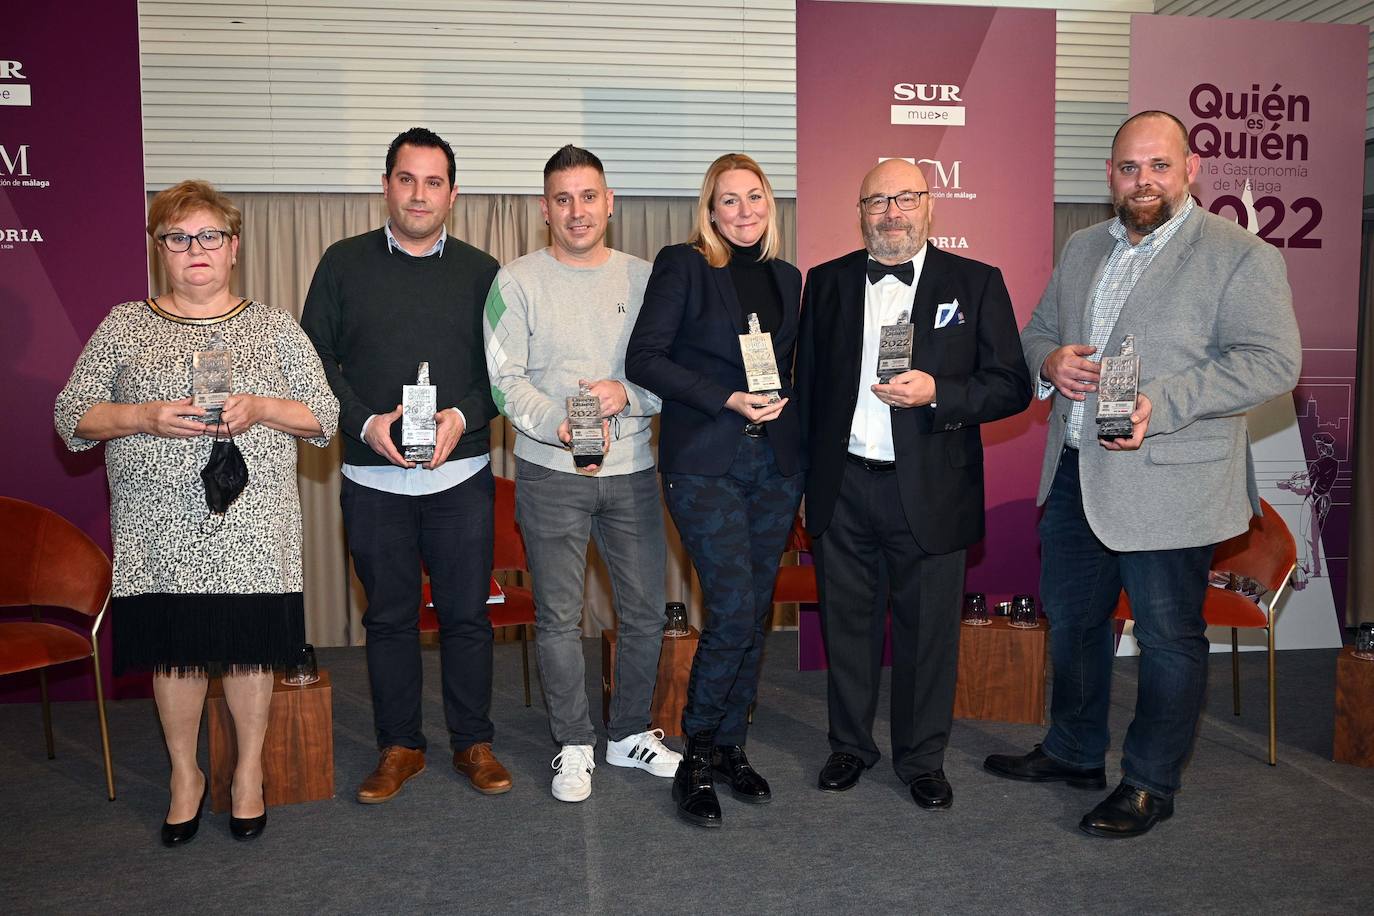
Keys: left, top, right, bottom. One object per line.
{"left": 301, "top": 127, "right": 511, "bottom": 803}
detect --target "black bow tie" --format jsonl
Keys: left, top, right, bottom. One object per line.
{"left": 867, "top": 259, "right": 914, "bottom": 286}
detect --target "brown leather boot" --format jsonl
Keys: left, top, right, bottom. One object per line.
{"left": 452, "top": 742, "right": 513, "bottom": 795}
{"left": 356, "top": 746, "right": 425, "bottom": 804}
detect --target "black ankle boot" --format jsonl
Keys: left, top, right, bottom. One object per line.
{"left": 712, "top": 745, "right": 771, "bottom": 804}
{"left": 672, "top": 730, "right": 721, "bottom": 828}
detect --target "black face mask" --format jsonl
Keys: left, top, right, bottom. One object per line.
{"left": 201, "top": 420, "right": 248, "bottom": 514}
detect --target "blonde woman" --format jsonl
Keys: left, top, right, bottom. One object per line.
{"left": 625, "top": 154, "right": 802, "bottom": 828}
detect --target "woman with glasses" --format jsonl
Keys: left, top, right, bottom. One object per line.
{"left": 54, "top": 180, "right": 338, "bottom": 846}
{"left": 625, "top": 154, "right": 803, "bottom": 828}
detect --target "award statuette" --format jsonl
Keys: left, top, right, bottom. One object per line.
{"left": 1096, "top": 335, "right": 1140, "bottom": 440}
{"left": 566, "top": 384, "right": 604, "bottom": 469}
{"left": 876, "top": 310, "right": 914, "bottom": 383}
{"left": 739, "top": 312, "right": 781, "bottom": 404}
{"left": 191, "top": 330, "right": 232, "bottom": 424}
{"left": 401, "top": 362, "right": 437, "bottom": 463}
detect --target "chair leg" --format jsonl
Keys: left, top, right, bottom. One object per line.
{"left": 1231, "top": 628, "right": 1241, "bottom": 717}
{"left": 38, "top": 668, "right": 55, "bottom": 759}
{"left": 520, "top": 624, "right": 532, "bottom": 708}
{"left": 91, "top": 638, "right": 116, "bottom": 800}
{"left": 1267, "top": 623, "right": 1277, "bottom": 767}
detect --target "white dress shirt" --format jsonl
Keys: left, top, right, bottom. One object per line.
{"left": 848, "top": 245, "right": 928, "bottom": 462}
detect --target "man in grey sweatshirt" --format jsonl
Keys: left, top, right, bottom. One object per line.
{"left": 484, "top": 145, "right": 679, "bottom": 802}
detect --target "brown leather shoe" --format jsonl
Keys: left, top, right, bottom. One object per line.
{"left": 356, "top": 746, "right": 426, "bottom": 804}
{"left": 453, "top": 742, "right": 513, "bottom": 795}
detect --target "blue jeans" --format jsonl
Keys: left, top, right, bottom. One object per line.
{"left": 663, "top": 436, "right": 803, "bottom": 745}
{"left": 1039, "top": 449, "right": 1215, "bottom": 797}
{"left": 514, "top": 458, "right": 666, "bottom": 746}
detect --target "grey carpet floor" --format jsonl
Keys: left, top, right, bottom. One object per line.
{"left": 3, "top": 633, "right": 1372, "bottom": 915}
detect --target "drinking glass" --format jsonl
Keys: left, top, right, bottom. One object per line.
{"left": 282, "top": 644, "right": 319, "bottom": 686}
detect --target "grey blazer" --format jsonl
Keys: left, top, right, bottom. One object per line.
{"left": 1021, "top": 207, "right": 1301, "bottom": 551}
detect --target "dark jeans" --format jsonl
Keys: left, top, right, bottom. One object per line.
{"left": 341, "top": 466, "right": 495, "bottom": 753}
{"left": 663, "top": 436, "right": 802, "bottom": 745}
{"left": 813, "top": 459, "right": 966, "bottom": 781}
{"left": 1039, "top": 449, "right": 1215, "bottom": 797}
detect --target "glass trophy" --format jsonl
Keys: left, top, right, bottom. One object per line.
{"left": 877, "top": 310, "right": 914, "bottom": 383}
{"left": 566, "top": 383, "right": 604, "bottom": 469}
{"left": 191, "top": 330, "right": 232, "bottom": 424}
{"left": 402, "top": 362, "right": 437, "bottom": 463}
{"left": 664, "top": 602, "right": 690, "bottom": 638}
{"left": 739, "top": 312, "right": 781, "bottom": 436}
{"left": 1096, "top": 335, "right": 1140, "bottom": 440}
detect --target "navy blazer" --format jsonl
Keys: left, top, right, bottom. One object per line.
{"left": 796, "top": 244, "right": 1032, "bottom": 554}
{"left": 626, "top": 243, "right": 803, "bottom": 477}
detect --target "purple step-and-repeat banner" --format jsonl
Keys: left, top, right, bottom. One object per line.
{"left": 795, "top": 1, "right": 1056, "bottom": 669}
{"left": 2, "top": 2, "right": 146, "bottom": 699}
{"left": 1130, "top": 15, "right": 1366, "bottom": 651}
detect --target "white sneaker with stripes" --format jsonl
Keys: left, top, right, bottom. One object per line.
{"left": 551, "top": 744, "right": 595, "bottom": 802}
{"left": 605, "top": 728, "right": 681, "bottom": 778}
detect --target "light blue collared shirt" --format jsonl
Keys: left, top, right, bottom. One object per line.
{"left": 342, "top": 220, "right": 488, "bottom": 496}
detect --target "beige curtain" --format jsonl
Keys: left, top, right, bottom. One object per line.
{"left": 150, "top": 192, "right": 797, "bottom": 645}
{"left": 152, "top": 192, "right": 1371, "bottom": 640}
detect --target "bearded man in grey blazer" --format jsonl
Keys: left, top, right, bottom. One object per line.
{"left": 984, "top": 111, "right": 1300, "bottom": 838}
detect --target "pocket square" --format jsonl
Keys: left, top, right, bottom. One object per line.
{"left": 934, "top": 299, "right": 962, "bottom": 330}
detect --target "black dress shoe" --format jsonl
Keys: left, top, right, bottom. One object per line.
{"left": 673, "top": 731, "right": 722, "bottom": 828}
{"left": 983, "top": 744, "right": 1107, "bottom": 789}
{"left": 160, "top": 777, "right": 208, "bottom": 847}
{"left": 817, "top": 752, "right": 868, "bottom": 793}
{"left": 1079, "top": 782, "right": 1173, "bottom": 838}
{"left": 711, "top": 745, "right": 771, "bottom": 804}
{"left": 909, "top": 769, "right": 953, "bottom": 810}
{"left": 230, "top": 810, "right": 267, "bottom": 841}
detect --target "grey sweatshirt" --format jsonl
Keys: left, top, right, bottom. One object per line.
{"left": 484, "top": 247, "right": 661, "bottom": 475}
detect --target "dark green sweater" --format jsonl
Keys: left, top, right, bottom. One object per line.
{"left": 301, "top": 228, "right": 500, "bottom": 467}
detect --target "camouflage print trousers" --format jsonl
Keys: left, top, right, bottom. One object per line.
{"left": 662, "top": 436, "right": 802, "bottom": 744}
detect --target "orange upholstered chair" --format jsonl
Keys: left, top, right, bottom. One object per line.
{"left": 773, "top": 515, "right": 819, "bottom": 611}
{"left": 419, "top": 476, "right": 537, "bottom": 706}
{"left": 1113, "top": 498, "right": 1296, "bottom": 765}
{"left": 0, "top": 496, "right": 116, "bottom": 799}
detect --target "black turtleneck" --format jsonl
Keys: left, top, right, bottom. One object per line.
{"left": 725, "top": 240, "right": 782, "bottom": 335}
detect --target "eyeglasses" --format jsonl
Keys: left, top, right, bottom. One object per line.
{"left": 858, "top": 191, "right": 929, "bottom": 215}
{"left": 158, "top": 229, "right": 231, "bottom": 252}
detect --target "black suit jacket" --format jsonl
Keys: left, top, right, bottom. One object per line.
{"left": 626, "top": 243, "right": 803, "bottom": 477}
{"left": 796, "top": 244, "right": 1031, "bottom": 554}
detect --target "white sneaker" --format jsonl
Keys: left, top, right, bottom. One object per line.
{"left": 551, "top": 745, "right": 595, "bottom": 802}
{"left": 605, "top": 729, "right": 682, "bottom": 778}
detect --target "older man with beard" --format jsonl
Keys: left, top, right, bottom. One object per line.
{"left": 795, "top": 158, "right": 1031, "bottom": 810}
{"left": 984, "top": 111, "right": 1299, "bottom": 838}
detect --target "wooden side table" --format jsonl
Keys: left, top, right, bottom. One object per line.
{"left": 953, "top": 617, "right": 1048, "bottom": 725}
{"left": 207, "top": 670, "right": 335, "bottom": 813}
{"left": 602, "top": 627, "right": 699, "bottom": 738}
{"left": 1333, "top": 647, "right": 1374, "bottom": 767}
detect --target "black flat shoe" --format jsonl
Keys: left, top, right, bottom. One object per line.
{"left": 230, "top": 810, "right": 267, "bottom": 841}
{"left": 983, "top": 744, "right": 1107, "bottom": 790}
{"left": 909, "top": 769, "right": 953, "bottom": 810}
{"left": 1079, "top": 782, "right": 1173, "bottom": 839}
{"left": 161, "top": 776, "right": 208, "bottom": 847}
{"left": 818, "top": 752, "right": 868, "bottom": 793}
{"left": 711, "top": 745, "right": 771, "bottom": 804}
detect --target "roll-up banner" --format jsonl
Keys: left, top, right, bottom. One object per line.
{"left": 796, "top": 1, "right": 1056, "bottom": 669}
{"left": 1128, "top": 15, "right": 1367, "bottom": 652}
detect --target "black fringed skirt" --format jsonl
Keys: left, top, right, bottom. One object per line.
{"left": 112, "top": 592, "right": 306, "bottom": 677}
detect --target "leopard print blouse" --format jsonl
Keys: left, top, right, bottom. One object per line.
{"left": 54, "top": 299, "right": 339, "bottom": 599}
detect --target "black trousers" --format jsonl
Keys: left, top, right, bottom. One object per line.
{"left": 813, "top": 459, "right": 966, "bottom": 781}
{"left": 341, "top": 466, "right": 495, "bottom": 753}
